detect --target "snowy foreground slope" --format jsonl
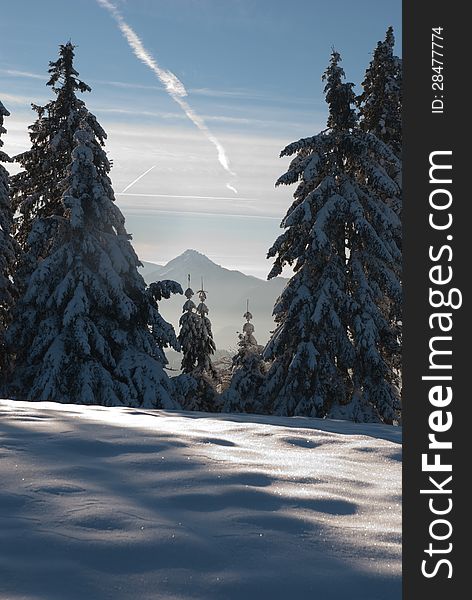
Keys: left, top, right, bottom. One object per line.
{"left": 0, "top": 400, "right": 401, "bottom": 600}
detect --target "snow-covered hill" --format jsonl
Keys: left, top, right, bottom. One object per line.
{"left": 0, "top": 400, "right": 401, "bottom": 600}
{"left": 139, "top": 250, "right": 287, "bottom": 349}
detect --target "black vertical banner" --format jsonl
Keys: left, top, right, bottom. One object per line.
{"left": 403, "top": 2, "right": 466, "bottom": 598}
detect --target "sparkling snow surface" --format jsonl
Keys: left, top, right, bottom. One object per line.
{"left": 0, "top": 400, "right": 401, "bottom": 599}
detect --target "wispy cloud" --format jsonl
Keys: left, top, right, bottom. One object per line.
{"left": 92, "top": 79, "right": 161, "bottom": 91}
{"left": 119, "top": 207, "right": 280, "bottom": 221}
{"left": 117, "top": 192, "right": 259, "bottom": 201}
{"left": 93, "top": 105, "right": 309, "bottom": 129}
{"left": 85, "top": 78, "right": 315, "bottom": 106}
{"left": 191, "top": 87, "right": 268, "bottom": 100}
{"left": 93, "top": 106, "right": 184, "bottom": 119}
{"left": 0, "top": 67, "right": 316, "bottom": 112}
{"left": 97, "top": 0, "right": 238, "bottom": 192}
{"left": 0, "top": 91, "right": 47, "bottom": 106}
{"left": 0, "top": 68, "right": 46, "bottom": 80}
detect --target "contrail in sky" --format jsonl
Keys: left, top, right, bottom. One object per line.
{"left": 97, "top": 0, "right": 238, "bottom": 193}
{"left": 116, "top": 192, "right": 258, "bottom": 201}
{"left": 121, "top": 165, "right": 157, "bottom": 194}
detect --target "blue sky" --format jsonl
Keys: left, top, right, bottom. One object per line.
{"left": 0, "top": 0, "right": 401, "bottom": 277}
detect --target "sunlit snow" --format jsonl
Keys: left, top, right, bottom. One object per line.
{"left": 0, "top": 400, "right": 401, "bottom": 599}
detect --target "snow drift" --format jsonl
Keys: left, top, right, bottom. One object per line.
{"left": 0, "top": 400, "right": 401, "bottom": 599}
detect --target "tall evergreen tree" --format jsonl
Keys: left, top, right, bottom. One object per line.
{"left": 194, "top": 283, "right": 217, "bottom": 379}
{"left": 177, "top": 278, "right": 218, "bottom": 411}
{"left": 192, "top": 283, "right": 219, "bottom": 412}
{"left": 0, "top": 101, "right": 19, "bottom": 383}
{"left": 358, "top": 27, "right": 402, "bottom": 374}
{"left": 358, "top": 27, "right": 402, "bottom": 159}
{"left": 263, "top": 51, "right": 401, "bottom": 423}
{"left": 11, "top": 42, "right": 105, "bottom": 277}
{"left": 7, "top": 122, "right": 182, "bottom": 407}
{"left": 222, "top": 303, "right": 266, "bottom": 414}
{"left": 178, "top": 278, "right": 201, "bottom": 374}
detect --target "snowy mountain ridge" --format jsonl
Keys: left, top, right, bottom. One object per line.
{"left": 140, "top": 249, "right": 277, "bottom": 286}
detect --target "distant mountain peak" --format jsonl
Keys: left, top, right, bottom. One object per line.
{"left": 181, "top": 249, "right": 206, "bottom": 258}
{"left": 164, "top": 249, "right": 217, "bottom": 274}
{"left": 178, "top": 249, "right": 213, "bottom": 263}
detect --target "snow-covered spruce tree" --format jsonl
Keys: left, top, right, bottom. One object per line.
{"left": 177, "top": 279, "right": 219, "bottom": 412}
{"left": 194, "top": 284, "right": 218, "bottom": 379}
{"left": 178, "top": 279, "right": 201, "bottom": 374}
{"left": 0, "top": 101, "right": 19, "bottom": 385}
{"left": 358, "top": 27, "right": 402, "bottom": 378}
{"left": 263, "top": 51, "right": 401, "bottom": 424}
{"left": 173, "top": 279, "right": 199, "bottom": 408}
{"left": 11, "top": 42, "right": 105, "bottom": 280}
{"left": 358, "top": 27, "right": 402, "bottom": 159}
{"left": 7, "top": 122, "right": 182, "bottom": 407}
{"left": 222, "top": 304, "right": 267, "bottom": 414}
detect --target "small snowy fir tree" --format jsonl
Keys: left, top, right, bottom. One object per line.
{"left": 263, "top": 51, "right": 401, "bottom": 424}
{"left": 178, "top": 278, "right": 201, "bottom": 374}
{"left": 11, "top": 42, "right": 106, "bottom": 281}
{"left": 177, "top": 278, "right": 218, "bottom": 412}
{"left": 7, "top": 122, "right": 182, "bottom": 407}
{"left": 358, "top": 27, "right": 402, "bottom": 158}
{"left": 0, "top": 101, "right": 19, "bottom": 384}
{"left": 194, "top": 283, "right": 217, "bottom": 378}
{"left": 222, "top": 303, "right": 267, "bottom": 414}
